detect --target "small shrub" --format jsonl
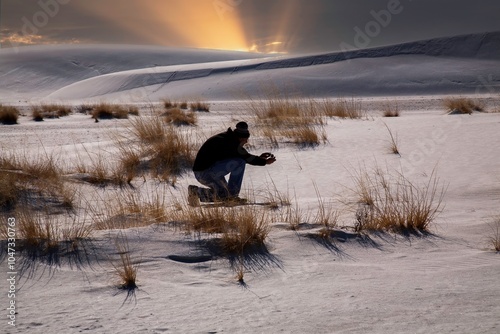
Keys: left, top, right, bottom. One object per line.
{"left": 179, "top": 101, "right": 188, "bottom": 109}
{"left": 128, "top": 116, "right": 195, "bottom": 183}
{"left": 92, "top": 103, "right": 138, "bottom": 120}
{"left": 1, "top": 153, "right": 74, "bottom": 212}
{"left": 251, "top": 96, "right": 327, "bottom": 147}
{"left": 280, "top": 125, "right": 327, "bottom": 147}
{"left": 113, "top": 233, "right": 138, "bottom": 292}
{"left": 32, "top": 107, "right": 44, "bottom": 122}
{"left": 488, "top": 217, "right": 500, "bottom": 252}
{"left": 162, "top": 99, "right": 178, "bottom": 109}
{"left": 444, "top": 97, "right": 484, "bottom": 114}
{"left": 351, "top": 166, "right": 446, "bottom": 234}
{"left": 163, "top": 108, "right": 197, "bottom": 126}
{"left": 76, "top": 104, "right": 94, "bottom": 114}
{"left": 382, "top": 102, "right": 400, "bottom": 117}
{"left": 221, "top": 206, "right": 270, "bottom": 254}
{"left": 30, "top": 104, "right": 72, "bottom": 121}
{"left": 321, "top": 98, "right": 363, "bottom": 119}
{"left": 14, "top": 211, "right": 93, "bottom": 264}
{"left": 314, "top": 184, "right": 340, "bottom": 239}
{"left": 93, "top": 189, "right": 168, "bottom": 230}
{"left": 0, "top": 105, "right": 19, "bottom": 125}
{"left": 190, "top": 101, "right": 210, "bottom": 112}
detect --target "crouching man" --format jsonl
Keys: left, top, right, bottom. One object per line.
{"left": 188, "top": 121, "right": 276, "bottom": 206}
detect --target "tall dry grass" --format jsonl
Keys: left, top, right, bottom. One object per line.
{"left": 381, "top": 101, "right": 401, "bottom": 117}
{"left": 321, "top": 98, "right": 364, "bottom": 119}
{"left": 444, "top": 97, "right": 484, "bottom": 114}
{"left": 0, "top": 105, "right": 20, "bottom": 125}
{"left": 1, "top": 152, "right": 75, "bottom": 212}
{"left": 74, "top": 148, "right": 129, "bottom": 187}
{"left": 176, "top": 204, "right": 271, "bottom": 255}
{"left": 162, "top": 108, "right": 197, "bottom": 126}
{"left": 383, "top": 122, "right": 401, "bottom": 156}
{"left": 92, "top": 188, "right": 169, "bottom": 230}
{"left": 190, "top": 101, "right": 210, "bottom": 112}
{"left": 13, "top": 211, "right": 93, "bottom": 266}
{"left": 129, "top": 115, "right": 195, "bottom": 183}
{"left": 250, "top": 96, "right": 327, "bottom": 147}
{"left": 488, "top": 216, "right": 500, "bottom": 252}
{"left": 351, "top": 166, "right": 446, "bottom": 234}
{"left": 92, "top": 103, "right": 139, "bottom": 120}
{"left": 112, "top": 233, "right": 139, "bottom": 292}
{"left": 31, "top": 104, "right": 72, "bottom": 121}
{"left": 313, "top": 183, "right": 340, "bottom": 239}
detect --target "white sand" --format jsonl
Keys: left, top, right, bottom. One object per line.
{"left": 1, "top": 32, "right": 500, "bottom": 333}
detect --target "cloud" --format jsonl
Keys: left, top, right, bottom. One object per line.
{"left": 2, "top": 0, "right": 500, "bottom": 52}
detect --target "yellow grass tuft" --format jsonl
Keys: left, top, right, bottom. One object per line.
{"left": 381, "top": 101, "right": 401, "bottom": 117}
{"left": 321, "top": 98, "right": 364, "bottom": 119}
{"left": 250, "top": 96, "right": 327, "bottom": 147}
{"left": 31, "top": 104, "right": 72, "bottom": 121}
{"left": 93, "top": 188, "right": 168, "bottom": 230}
{"left": 13, "top": 211, "right": 93, "bottom": 263}
{"left": 92, "top": 103, "right": 139, "bottom": 120}
{"left": 177, "top": 204, "right": 271, "bottom": 255}
{"left": 0, "top": 104, "right": 20, "bottom": 125}
{"left": 444, "top": 97, "right": 484, "bottom": 114}
{"left": 383, "top": 122, "right": 401, "bottom": 156}
{"left": 488, "top": 217, "right": 500, "bottom": 252}
{"left": 1, "top": 152, "right": 75, "bottom": 212}
{"left": 163, "top": 108, "right": 197, "bottom": 126}
{"left": 190, "top": 101, "right": 210, "bottom": 112}
{"left": 128, "top": 115, "right": 195, "bottom": 183}
{"left": 113, "top": 233, "right": 138, "bottom": 292}
{"left": 351, "top": 166, "right": 446, "bottom": 234}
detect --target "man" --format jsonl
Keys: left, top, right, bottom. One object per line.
{"left": 189, "top": 121, "right": 276, "bottom": 206}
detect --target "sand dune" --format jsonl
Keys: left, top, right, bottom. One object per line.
{"left": 1, "top": 32, "right": 499, "bottom": 102}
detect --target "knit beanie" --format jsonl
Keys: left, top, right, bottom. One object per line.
{"left": 234, "top": 121, "right": 250, "bottom": 138}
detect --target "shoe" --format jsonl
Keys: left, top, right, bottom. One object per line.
{"left": 188, "top": 185, "right": 200, "bottom": 207}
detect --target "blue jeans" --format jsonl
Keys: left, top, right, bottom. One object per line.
{"left": 194, "top": 158, "right": 246, "bottom": 202}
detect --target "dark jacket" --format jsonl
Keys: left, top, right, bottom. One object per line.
{"left": 193, "top": 128, "right": 267, "bottom": 172}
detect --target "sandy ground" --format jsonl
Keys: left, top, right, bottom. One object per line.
{"left": 1, "top": 97, "right": 499, "bottom": 333}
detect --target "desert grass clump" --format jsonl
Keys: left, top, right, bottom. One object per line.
{"left": 163, "top": 108, "right": 197, "bottom": 126}
{"left": 280, "top": 125, "right": 327, "bottom": 147}
{"left": 162, "top": 99, "right": 178, "bottom": 109}
{"left": 383, "top": 122, "right": 401, "bottom": 156}
{"left": 487, "top": 216, "right": 500, "bottom": 252}
{"left": 221, "top": 206, "right": 271, "bottom": 255}
{"left": 251, "top": 96, "right": 327, "bottom": 147}
{"left": 14, "top": 211, "right": 93, "bottom": 267}
{"left": 0, "top": 104, "right": 20, "bottom": 125}
{"left": 112, "top": 233, "right": 138, "bottom": 293}
{"left": 351, "top": 166, "right": 445, "bottom": 234}
{"left": 321, "top": 98, "right": 364, "bottom": 119}
{"left": 128, "top": 115, "right": 195, "bottom": 183}
{"left": 92, "top": 103, "right": 139, "bottom": 120}
{"left": 93, "top": 189, "right": 168, "bottom": 230}
{"left": 31, "top": 104, "right": 72, "bottom": 121}
{"left": 313, "top": 184, "right": 340, "bottom": 239}
{"left": 178, "top": 204, "right": 271, "bottom": 255}
{"left": 0, "top": 153, "right": 75, "bottom": 212}
{"left": 190, "top": 101, "right": 210, "bottom": 112}
{"left": 444, "top": 97, "right": 484, "bottom": 114}
{"left": 381, "top": 101, "right": 401, "bottom": 117}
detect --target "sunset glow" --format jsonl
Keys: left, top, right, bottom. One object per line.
{"left": 74, "top": 0, "right": 290, "bottom": 53}
{"left": 74, "top": 1, "right": 249, "bottom": 51}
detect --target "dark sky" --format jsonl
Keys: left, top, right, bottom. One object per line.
{"left": 2, "top": 0, "right": 500, "bottom": 53}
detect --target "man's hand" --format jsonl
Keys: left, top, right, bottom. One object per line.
{"left": 260, "top": 152, "right": 276, "bottom": 165}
